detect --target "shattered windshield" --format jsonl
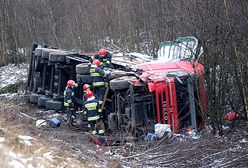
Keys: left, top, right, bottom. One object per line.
{"left": 157, "top": 37, "right": 201, "bottom": 62}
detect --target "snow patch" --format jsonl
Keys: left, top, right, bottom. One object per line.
{"left": 9, "top": 160, "right": 25, "bottom": 168}
{"left": 18, "top": 135, "right": 34, "bottom": 146}
{"left": 0, "top": 63, "right": 28, "bottom": 89}
{"left": 43, "top": 152, "right": 53, "bottom": 161}
{"left": 239, "top": 138, "right": 247, "bottom": 143}
{"left": 0, "top": 137, "right": 5, "bottom": 143}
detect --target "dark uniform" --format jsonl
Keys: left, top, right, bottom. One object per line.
{"left": 84, "top": 97, "right": 105, "bottom": 135}
{"left": 90, "top": 65, "right": 105, "bottom": 110}
{"left": 64, "top": 87, "right": 76, "bottom": 118}
{"left": 64, "top": 87, "right": 75, "bottom": 108}
{"left": 92, "top": 52, "right": 112, "bottom": 68}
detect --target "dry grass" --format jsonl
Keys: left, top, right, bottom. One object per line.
{"left": 0, "top": 100, "right": 86, "bottom": 168}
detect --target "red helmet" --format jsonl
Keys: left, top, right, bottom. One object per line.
{"left": 67, "top": 80, "right": 75, "bottom": 87}
{"left": 83, "top": 84, "right": 90, "bottom": 91}
{"left": 86, "top": 90, "right": 93, "bottom": 98}
{"left": 99, "top": 48, "right": 107, "bottom": 57}
{"left": 93, "top": 59, "right": 101, "bottom": 67}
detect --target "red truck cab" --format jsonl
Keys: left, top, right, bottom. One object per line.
{"left": 127, "top": 37, "right": 207, "bottom": 133}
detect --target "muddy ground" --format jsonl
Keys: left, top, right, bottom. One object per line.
{"left": 0, "top": 95, "right": 248, "bottom": 168}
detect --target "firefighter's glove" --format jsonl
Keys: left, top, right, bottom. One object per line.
{"left": 100, "top": 62, "right": 106, "bottom": 68}
{"left": 90, "top": 56, "right": 95, "bottom": 62}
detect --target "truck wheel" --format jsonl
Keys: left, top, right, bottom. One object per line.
{"left": 30, "top": 93, "right": 42, "bottom": 103}
{"left": 42, "top": 49, "right": 58, "bottom": 60}
{"left": 49, "top": 52, "right": 67, "bottom": 63}
{"left": 34, "top": 56, "right": 42, "bottom": 71}
{"left": 34, "top": 48, "right": 43, "bottom": 56}
{"left": 32, "top": 76, "right": 42, "bottom": 92}
{"left": 76, "top": 63, "right": 90, "bottom": 75}
{"left": 108, "top": 113, "right": 118, "bottom": 131}
{"left": 110, "top": 76, "right": 137, "bottom": 91}
{"left": 76, "top": 74, "right": 92, "bottom": 83}
{"left": 46, "top": 100, "right": 62, "bottom": 111}
{"left": 38, "top": 96, "right": 50, "bottom": 107}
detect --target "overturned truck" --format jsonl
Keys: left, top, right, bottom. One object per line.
{"left": 26, "top": 37, "right": 207, "bottom": 135}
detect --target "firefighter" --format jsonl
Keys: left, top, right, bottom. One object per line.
{"left": 83, "top": 83, "right": 91, "bottom": 92}
{"left": 91, "top": 48, "right": 112, "bottom": 68}
{"left": 63, "top": 80, "right": 78, "bottom": 120}
{"left": 84, "top": 90, "right": 101, "bottom": 135}
{"left": 90, "top": 59, "right": 106, "bottom": 110}
{"left": 82, "top": 84, "right": 91, "bottom": 101}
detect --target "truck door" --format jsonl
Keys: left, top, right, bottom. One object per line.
{"left": 154, "top": 77, "right": 179, "bottom": 133}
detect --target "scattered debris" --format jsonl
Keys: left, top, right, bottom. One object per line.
{"left": 154, "top": 123, "right": 171, "bottom": 138}
{"left": 36, "top": 120, "right": 47, "bottom": 128}
{"left": 49, "top": 118, "right": 61, "bottom": 128}
{"left": 144, "top": 133, "right": 157, "bottom": 141}
{"left": 224, "top": 111, "right": 245, "bottom": 121}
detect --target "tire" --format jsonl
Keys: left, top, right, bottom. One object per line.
{"left": 76, "top": 74, "right": 92, "bottom": 83}
{"left": 110, "top": 76, "right": 137, "bottom": 91}
{"left": 76, "top": 63, "right": 90, "bottom": 75}
{"left": 42, "top": 49, "right": 59, "bottom": 60}
{"left": 34, "top": 48, "right": 43, "bottom": 56}
{"left": 32, "top": 76, "right": 42, "bottom": 92}
{"left": 53, "top": 82, "right": 59, "bottom": 87}
{"left": 46, "top": 100, "right": 63, "bottom": 111}
{"left": 108, "top": 113, "right": 118, "bottom": 131}
{"left": 30, "top": 93, "right": 43, "bottom": 103}
{"left": 38, "top": 96, "right": 50, "bottom": 107}
{"left": 34, "top": 56, "right": 42, "bottom": 71}
{"left": 49, "top": 51, "right": 68, "bottom": 63}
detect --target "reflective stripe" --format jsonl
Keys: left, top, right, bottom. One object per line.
{"left": 64, "top": 102, "right": 74, "bottom": 106}
{"left": 98, "top": 109, "right": 102, "bottom": 113}
{"left": 91, "top": 131, "right": 97, "bottom": 135}
{"left": 83, "top": 111, "right": 87, "bottom": 115}
{"left": 93, "top": 82, "right": 105, "bottom": 86}
{"left": 72, "top": 92, "right": 74, "bottom": 96}
{"left": 88, "top": 124, "right": 91, "bottom": 128}
{"left": 98, "top": 101, "right": 103, "bottom": 104}
{"left": 85, "top": 102, "right": 98, "bottom": 107}
{"left": 85, "top": 102, "right": 98, "bottom": 110}
{"left": 98, "top": 129, "right": 105, "bottom": 134}
{"left": 67, "top": 99, "right": 72, "bottom": 103}
{"left": 88, "top": 116, "right": 100, "bottom": 121}
{"left": 90, "top": 73, "right": 101, "bottom": 77}
{"left": 90, "top": 69, "right": 96, "bottom": 73}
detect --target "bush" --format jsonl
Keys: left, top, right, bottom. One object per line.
{"left": 0, "top": 81, "right": 25, "bottom": 94}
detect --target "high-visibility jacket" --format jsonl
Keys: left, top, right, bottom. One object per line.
{"left": 63, "top": 87, "right": 75, "bottom": 107}
{"left": 90, "top": 65, "right": 105, "bottom": 87}
{"left": 84, "top": 98, "right": 101, "bottom": 121}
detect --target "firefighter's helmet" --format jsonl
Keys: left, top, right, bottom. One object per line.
{"left": 83, "top": 84, "right": 90, "bottom": 91}
{"left": 86, "top": 90, "right": 93, "bottom": 98}
{"left": 67, "top": 80, "right": 76, "bottom": 87}
{"left": 92, "top": 59, "right": 101, "bottom": 67}
{"left": 98, "top": 48, "right": 107, "bottom": 57}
